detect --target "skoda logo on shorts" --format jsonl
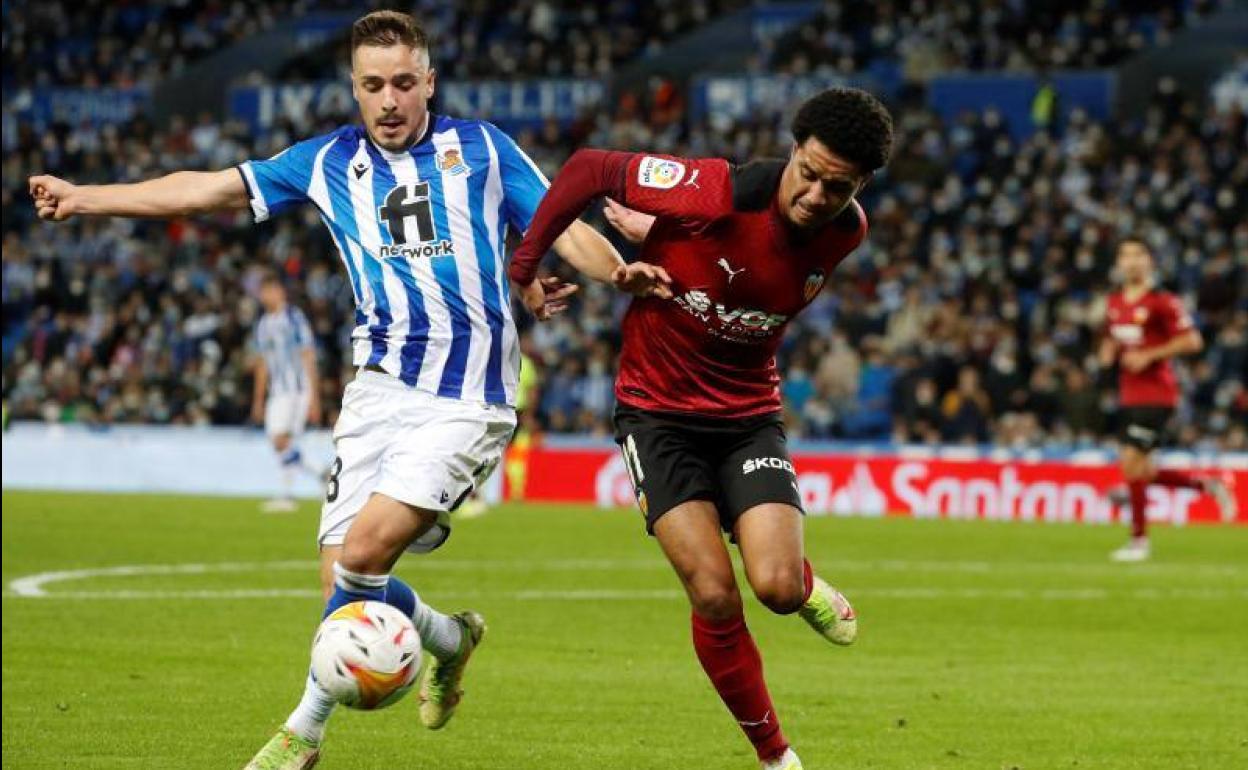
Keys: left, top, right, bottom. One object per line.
{"left": 742, "top": 456, "right": 795, "bottom": 475}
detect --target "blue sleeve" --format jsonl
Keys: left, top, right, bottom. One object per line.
{"left": 293, "top": 309, "right": 314, "bottom": 350}
{"left": 237, "top": 133, "right": 332, "bottom": 223}
{"left": 483, "top": 122, "right": 549, "bottom": 233}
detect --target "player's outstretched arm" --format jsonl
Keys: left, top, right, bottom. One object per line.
{"left": 551, "top": 220, "right": 671, "bottom": 299}
{"left": 29, "top": 169, "right": 249, "bottom": 222}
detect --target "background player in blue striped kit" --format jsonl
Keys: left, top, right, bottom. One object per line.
{"left": 29, "top": 10, "right": 671, "bottom": 769}
{"left": 251, "top": 273, "right": 327, "bottom": 513}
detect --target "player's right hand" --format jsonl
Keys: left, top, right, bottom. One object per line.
{"left": 28, "top": 175, "right": 79, "bottom": 221}
{"left": 612, "top": 262, "right": 673, "bottom": 299}
{"left": 516, "top": 276, "right": 579, "bottom": 321}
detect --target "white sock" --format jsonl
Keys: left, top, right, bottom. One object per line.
{"left": 408, "top": 586, "right": 463, "bottom": 660}
{"left": 281, "top": 466, "right": 295, "bottom": 499}
{"left": 284, "top": 671, "right": 335, "bottom": 744}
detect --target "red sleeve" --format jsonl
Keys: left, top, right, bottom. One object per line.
{"left": 621, "top": 154, "right": 732, "bottom": 222}
{"left": 508, "top": 148, "right": 631, "bottom": 285}
{"left": 1161, "top": 294, "right": 1194, "bottom": 337}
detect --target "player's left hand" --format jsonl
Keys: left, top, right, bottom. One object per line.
{"left": 611, "top": 262, "right": 673, "bottom": 299}
{"left": 602, "top": 198, "right": 655, "bottom": 244}
{"left": 1121, "top": 350, "right": 1153, "bottom": 373}
{"left": 307, "top": 396, "right": 321, "bottom": 425}
{"left": 516, "top": 276, "right": 579, "bottom": 321}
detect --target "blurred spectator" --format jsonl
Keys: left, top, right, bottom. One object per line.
{"left": 941, "top": 366, "right": 992, "bottom": 444}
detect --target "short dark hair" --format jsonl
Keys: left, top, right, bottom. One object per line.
{"left": 351, "top": 10, "right": 428, "bottom": 53}
{"left": 791, "top": 88, "right": 894, "bottom": 174}
{"left": 1117, "top": 234, "right": 1154, "bottom": 257}
{"left": 259, "top": 270, "right": 283, "bottom": 288}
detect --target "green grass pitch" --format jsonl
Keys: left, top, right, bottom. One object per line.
{"left": 3, "top": 491, "right": 1246, "bottom": 769}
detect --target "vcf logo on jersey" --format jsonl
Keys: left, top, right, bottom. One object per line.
{"left": 676, "top": 289, "right": 787, "bottom": 336}
{"left": 803, "top": 269, "right": 826, "bottom": 302}
{"left": 377, "top": 183, "right": 455, "bottom": 259}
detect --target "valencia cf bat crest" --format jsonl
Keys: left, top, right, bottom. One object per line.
{"left": 803, "top": 269, "right": 826, "bottom": 302}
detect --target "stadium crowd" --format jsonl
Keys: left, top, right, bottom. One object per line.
{"left": 3, "top": 5, "right": 1246, "bottom": 452}
{"left": 3, "top": 0, "right": 747, "bottom": 90}
{"left": 770, "top": 0, "right": 1231, "bottom": 78}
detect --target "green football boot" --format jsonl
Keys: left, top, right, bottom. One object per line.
{"left": 418, "top": 611, "right": 487, "bottom": 729}
{"left": 798, "top": 575, "right": 858, "bottom": 646}
{"left": 243, "top": 727, "right": 319, "bottom": 770}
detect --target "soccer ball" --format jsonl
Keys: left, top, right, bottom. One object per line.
{"left": 310, "top": 601, "right": 422, "bottom": 710}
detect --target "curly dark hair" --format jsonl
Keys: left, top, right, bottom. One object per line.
{"left": 791, "top": 88, "right": 894, "bottom": 173}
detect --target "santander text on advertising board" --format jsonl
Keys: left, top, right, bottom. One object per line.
{"left": 516, "top": 446, "right": 1246, "bottom": 526}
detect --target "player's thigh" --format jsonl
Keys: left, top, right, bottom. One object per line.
{"left": 733, "top": 503, "right": 805, "bottom": 614}
{"left": 1119, "top": 407, "right": 1170, "bottom": 468}
{"left": 265, "top": 394, "right": 301, "bottom": 439}
{"left": 378, "top": 390, "right": 516, "bottom": 554}
{"left": 319, "top": 378, "right": 391, "bottom": 552}
{"left": 1119, "top": 444, "right": 1153, "bottom": 480}
{"left": 716, "top": 416, "right": 804, "bottom": 534}
{"left": 339, "top": 493, "right": 442, "bottom": 574}
{"left": 653, "top": 500, "right": 742, "bottom": 620}
{"left": 613, "top": 405, "right": 721, "bottom": 535}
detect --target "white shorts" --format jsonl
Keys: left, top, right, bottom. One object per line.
{"left": 265, "top": 391, "right": 310, "bottom": 438}
{"left": 319, "top": 370, "right": 516, "bottom": 554}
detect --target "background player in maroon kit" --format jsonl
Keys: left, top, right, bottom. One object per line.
{"left": 1100, "top": 237, "right": 1237, "bottom": 562}
{"left": 510, "top": 88, "right": 894, "bottom": 770}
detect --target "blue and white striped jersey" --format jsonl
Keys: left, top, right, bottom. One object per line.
{"left": 255, "top": 305, "right": 314, "bottom": 396}
{"left": 237, "top": 115, "right": 548, "bottom": 406}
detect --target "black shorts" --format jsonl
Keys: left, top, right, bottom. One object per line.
{"left": 612, "top": 404, "right": 803, "bottom": 535}
{"left": 1118, "top": 406, "right": 1174, "bottom": 452}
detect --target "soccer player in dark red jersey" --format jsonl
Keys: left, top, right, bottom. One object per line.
{"left": 510, "top": 88, "right": 894, "bottom": 770}
{"left": 1100, "top": 237, "right": 1237, "bottom": 562}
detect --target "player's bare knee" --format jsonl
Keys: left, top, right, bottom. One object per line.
{"left": 752, "top": 573, "right": 806, "bottom": 615}
{"left": 688, "top": 581, "right": 743, "bottom": 622}
{"left": 273, "top": 434, "right": 291, "bottom": 452}
{"left": 338, "top": 532, "right": 392, "bottom": 576}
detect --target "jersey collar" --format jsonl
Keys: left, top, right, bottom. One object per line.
{"left": 364, "top": 112, "right": 436, "bottom": 160}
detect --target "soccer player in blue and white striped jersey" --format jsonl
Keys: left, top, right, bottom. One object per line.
{"left": 250, "top": 274, "right": 323, "bottom": 513}
{"left": 29, "top": 10, "right": 670, "bottom": 768}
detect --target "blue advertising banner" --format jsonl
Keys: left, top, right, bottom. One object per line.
{"left": 752, "top": 2, "right": 820, "bottom": 45}
{"left": 690, "top": 74, "right": 892, "bottom": 123}
{"left": 6, "top": 87, "right": 150, "bottom": 129}
{"left": 927, "top": 72, "right": 1115, "bottom": 140}
{"left": 229, "top": 79, "right": 606, "bottom": 133}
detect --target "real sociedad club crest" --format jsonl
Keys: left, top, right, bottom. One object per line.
{"left": 803, "top": 269, "right": 826, "bottom": 302}
{"left": 437, "top": 149, "right": 470, "bottom": 176}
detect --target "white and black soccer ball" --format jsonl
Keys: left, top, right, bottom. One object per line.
{"left": 310, "top": 601, "right": 422, "bottom": 710}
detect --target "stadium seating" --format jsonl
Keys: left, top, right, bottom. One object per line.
{"left": 3, "top": 2, "right": 1245, "bottom": 453}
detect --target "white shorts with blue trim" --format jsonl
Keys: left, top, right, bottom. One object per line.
{"left": 319, "top": 370, "right": 515, "bottom": 554}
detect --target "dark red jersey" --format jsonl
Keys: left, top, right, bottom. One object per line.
{"left": 1105, "top": 288, "right": 1194, "bottom": 408}
{"left": 510, "top": 150, "right": 867, "bottom": 418}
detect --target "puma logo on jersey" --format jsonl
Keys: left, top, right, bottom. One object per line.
{"left": 684, "top": 169, "right": 700, "bottom": 189}
{"left": 717, "top": 258, "right": 745, "bottom": 283}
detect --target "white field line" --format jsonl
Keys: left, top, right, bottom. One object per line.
{"left": 4, "top": 560, "right": 1245, "bottom": 602}
{"left": 7, "top": 556, "right": 1245, "bottom": 599}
